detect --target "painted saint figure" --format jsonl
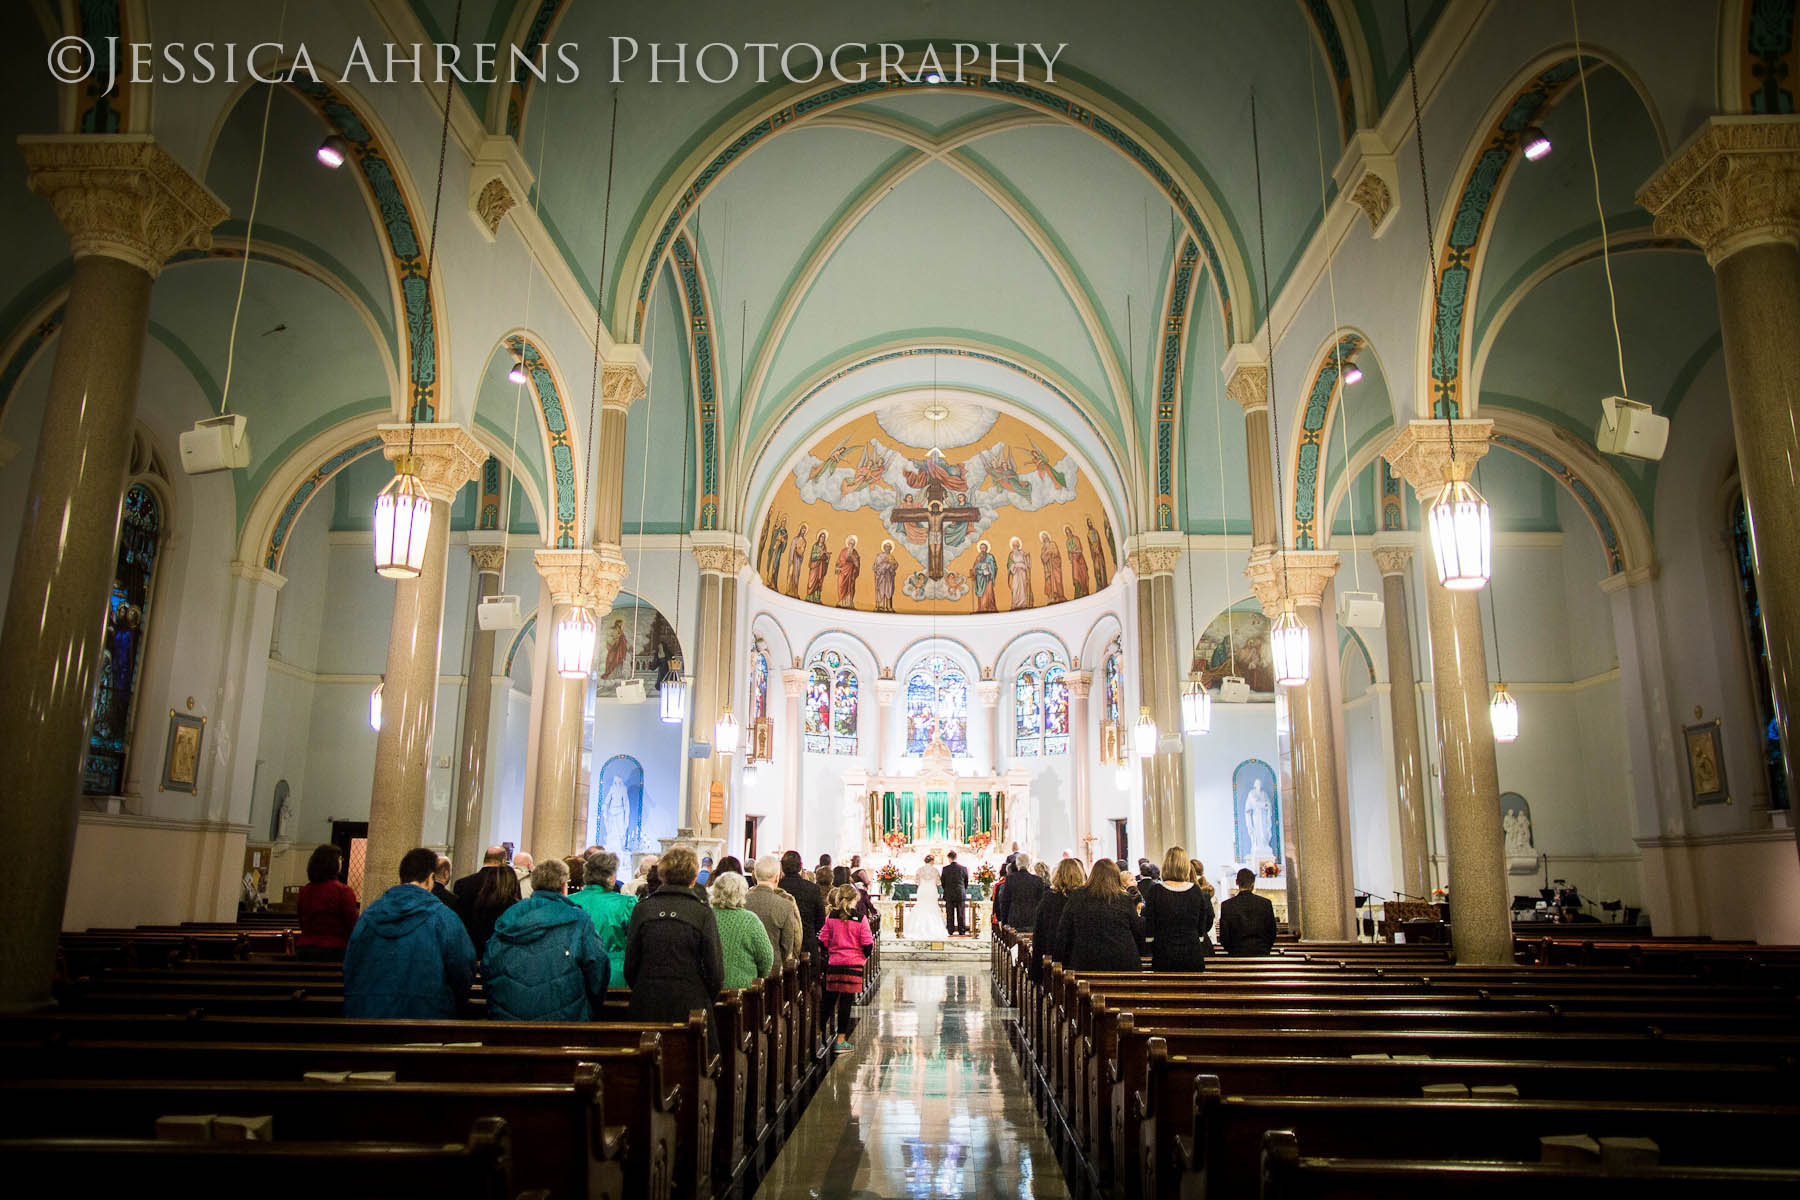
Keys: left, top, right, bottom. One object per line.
{"left": 1007, "top": 536, "right": 1034, "bottom": 610}
{"left": 1065, "top": 524, "right": 1091, "bottom": 598}
{"left": 1039, "top": 530, "right": 1066, "bottom": 604}
{"left": 1086, "top": 516, "right": 1109, "bottom": 587}
{"left": 765, "top": 515, "right": 789, "bottom": 588}
{"left": 786, "top": 523, "right": 808, "bottom": 595}
{"left": 602, "top": 618, "right": 629, "bottom": 679}
{"left": 834, "top": 535, "right": 862, "bottom": 608}
{"left": 805, "top": 530, "right": 831, "bottom": 603}
{"left": 873, "top": 540, "right": 899, "bottom": 612}
{"left": 972, "top": 540, "right": 999, "bottom": 613}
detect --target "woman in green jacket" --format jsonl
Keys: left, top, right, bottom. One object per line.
{"left": 571, "top": 850, "right": 636, "bottom": 988}
{"left": 709, "top": 870, "right": 775, "bottom": 988}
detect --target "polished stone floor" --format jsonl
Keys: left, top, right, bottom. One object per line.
{"left": 754, "top": 965, "right": 1071, "bottom": 1199}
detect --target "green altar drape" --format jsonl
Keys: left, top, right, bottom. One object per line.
{"left": 925, "top": 790, "right": 950, "bottom": 841}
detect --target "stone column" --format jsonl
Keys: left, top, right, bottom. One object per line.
{"left": 782, "top": 667, "right": 807, "bottom": 850}
{"left": 687, "top": 537, "right": 747, "bottom": 837}
{"left": 1067, "top": 671, "right": 1093, "bottom": 860}
{"left": 364, "top": 425, "right": 487, "bottom": 899}
{"left": 1383, "top": 419, "right": 1511, "bottom": 964}
{"left": 591, "top": 355, "right": 648, "bottom": 545}
{"left": 1129, "top": 537, "right": 1192, "bottom": 854}
{"left": 1373, "top": 541, "right": 1431, "bottom": 900}
{"left": 1224, "top": 345, "right": 1278, "bottom": 549}
{"left": 1639, "top": 117, "right": 1800, "bottom": 861}
{"left": 0, "top": 137, "right": 226, "bottom": 1012}
{"left": 529, "top": 547, "right": 627, "bottom": 861}
{"left": 450, "top": 536, "right": 506, "bottom": 877}
{"left": 1247, "top": 549, "right": 1352, "bottom": 940}
{"left": 217, "top": 563, "right": 287, "bottom": 822}
{"left": 874, "top": 678, "right": 899, "bottom": 771}
{"left": 977, "top": 679, "right": 1003, "bottom": 774}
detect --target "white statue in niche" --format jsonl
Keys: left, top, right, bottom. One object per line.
{"left": 1504, "top": 810, "right": 1533, "bottom": 858}
{"left": 271, "top": 781, "right": 293, "bottom": 843}
{"left": 1243, "top": 778, "right": 1275, "bottom": 863}
{"left": 600, "top": 774, "right": 631, "bottom": 854}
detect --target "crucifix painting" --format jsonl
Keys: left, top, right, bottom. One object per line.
{"left": 890, "top": 479, "right": 982, "bottom": 580}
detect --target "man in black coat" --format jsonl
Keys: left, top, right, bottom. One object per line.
{"left": 993, "top": 851, "right": 1049, "bottom": 931}
{"left": 940, "top": 851, "right": 970, "bottom": 936}
{"left": 778, "top": 849, "right": 827, "bottom": 964}
{"left": 1217, "top": 868, "right": 1279, "bottom": 956}
{"left": 623, "top": 846, "right": 726, "bottom": 1057}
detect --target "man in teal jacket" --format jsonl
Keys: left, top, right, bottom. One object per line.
{"left": 344, "top": 846, "right": 477, "bottom": 1018}
{"left": 486, "top": 857, "right": 610, "bottom": 1020}
{"left": 570, "top": 850, "right": 636, "bottom": 988}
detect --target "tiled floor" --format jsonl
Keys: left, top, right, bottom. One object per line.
{"left": 754, "top": 965, "right": 1071, "bottom": 1199}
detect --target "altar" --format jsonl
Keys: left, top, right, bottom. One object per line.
{"left": 841, "top": 735, "right": 1032, "bottom": 865}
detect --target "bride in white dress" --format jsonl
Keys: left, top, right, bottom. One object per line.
{"left": 909, "top": 856, "right": 949, "bottom": 940}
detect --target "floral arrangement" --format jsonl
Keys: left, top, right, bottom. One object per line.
{"left": 876, "top": 861, "right": 902, "bottom": 886}
{"left": 1258, "top": 859, "right": 1282, "bottom": 878}
{"left": 967, "top": 830, "right": 993, "bottom": 853}
{"left": 882, "top": 830, "right": 908, "bottom": 851}
{"left": 974, "top": 862, "right": 997, "bottom": 886}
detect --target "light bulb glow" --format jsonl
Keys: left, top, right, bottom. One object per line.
{"left": 1521, "top": 126, "right": 1552, "bottom": 161}
{"left": 1115, "top": 761, "right": 1135, "bottom": 790}
{"left": 659, "top": 674, "right": 688, "bottom": 724}
{"left": 715, "top": 708, "right": 740, "bottom": 756}
{"left": 508, "top": 358, "right": 528, "bottom": 385}
{"left": 1133, "top": 706, "right": 1158, "bottom": 758}
{"left": 742, "top": 760, "right": 760, "bottom": 787}
{"left": 1490, "top": 682, "right": 1520, "bottom": 743}
{"left": 316, "top": 135, "right": 349, "bottom": 168}
{"left": 1181, "top": 680, "right": 1213, "bottom": 735}
{"left": 372, "top": 458, "right": 433, "bottom": 579}
{"left": 1342, "top": 362, "right": 1364, "bottom": 385}
{"left": 555, "top": 605, "right": 598, "bottom": 679}
{"left": 1426, "top": 475, "right": 1493, "bottom": 591}
{"left": 1271, "top": 604, "right": 1311, "bottom": 687}
{"left": 369, "top": 680, "right": 383, "bottom": 731}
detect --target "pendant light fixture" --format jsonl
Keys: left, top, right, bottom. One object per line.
{"left": 1115, "top": 760, "right": 1135, "bottom": 790}
{"left": 1171, "top": 207, "right": 1212, "bottom": 738}
{"left": 1252, "top": 91, "right": 1310, "bottom": 688}
{"left": 315, "top": 134, "right": 349, "bottom": 169}
{"left": 1406, "top": 0, "right": 1492, "bottom": 593}
{"left": 507, "top": 356, "right": 529, "bottom": 385}
{"left": 1180, "top": 683, "right": 1213, "bottom": 737}
{"left": 1124, "top": 293, "right": 1162, "bottom": 755}
{"left": 372, "top": 0, "right": 463, "bottom": 579}
{"left": 661, "top": 216, "right": 696, "bottom": 727}
{"left": 1520, "top": 126, "right": 1553, "bottom": 162}
{"left": 1133, "top": 706, "right": 1159, "bottom": 758}
{"left": 556, "top": 605, "right": 598, "bottom": 679}
{"left": 1478, "top": 463, "right": 1520, "bottom": 743}
{"left": 715, "top": 707, "right": 741, "bottom": 756}
{"left": 1341, "top": 361, "right": 1364, "bottom": 386}
{"left": 369, "top": 679, "right": 384, "bottom": 731}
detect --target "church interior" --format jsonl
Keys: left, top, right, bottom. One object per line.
{"left": 2, "top": 0, "right": 1799, "bottom": 1194}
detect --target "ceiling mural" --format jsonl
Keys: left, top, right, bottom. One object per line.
{"left": 755, "top": 400, "right": 1116, "bottom": 615}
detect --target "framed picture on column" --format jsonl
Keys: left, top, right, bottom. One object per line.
{"left": 1681, "top": 719, "right": 1729, "bottom": 806}
{"left": 161, "top": 711, "right": 206, "bottom": 793}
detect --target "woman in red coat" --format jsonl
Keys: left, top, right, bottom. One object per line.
{"left": 295, "top": 844, "right": 360, "bottom": 961}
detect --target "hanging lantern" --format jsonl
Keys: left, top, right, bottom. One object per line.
{"left": 1133, "top": 706, "right": 1158, "bottom": 758}
{"left": 1490, "top": 681, "right": 1520, "bottom": 743}
{"left": 369, "top": 680, "right": 384, "bottom": 731}
{"left": 1426, "top": 474, "right": 1492, "bottom": 591}
{"left": 659, "top": 660, "right": 688, "bottom": 724}
{"left": 1181, "top": 679, "right": 1213, "bottom": 735}
{"left": 1114, "top": 760, "right": 1135, "bottom": 790}
{"left": 372, "top": 456, "right": 433, "bottom": 579}
{"left": 507, "top": 356, "right": 529, "bottom": 386}
{"left": 715, "top": 707, "right": 741, "bottom": 756}
{"left": 1270, "top": 602, "right": 1311, "bottom": 687}
{"left": 555, "top": 605, "right": 598, "bottom": 679}
{"left": 742, "top": 760, "right": 760, "bottom": 787}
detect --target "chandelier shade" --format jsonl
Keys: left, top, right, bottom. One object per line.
{"left": 659, "top": 670, "right": 688, "bottom": 724}
{"left": 372, "top": 457, "right": 433, "bottom": 579}
{"left": 1133, "top": 706, "right": 1158, "bottom": 758}
{"left": 1490, "top": 681, "right": 1520, "bottom": 743}
{"left": 715, "top": 707, "right": 741, "bottom": 756}
{"left": 1426, "top": 476, "right": 1493, "bottom": 591}
{"left": 369, "top": 680, "right": 383, "bottom": 731}
{"left": 1181, "top": 679, "right": 1213, "bottom": 735}
{"left": 555, "top": 605, "right": 598, "bottom": 679}
{"left": 1115, "top": 761, "right": 1135, "bottom": 790}
{"left": 1270, "top": 604, "right": 1311, "bottom": 687}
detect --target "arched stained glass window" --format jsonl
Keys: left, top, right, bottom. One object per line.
{"left": 1103, "top": 650, "right": 1123, "bottom": 723}
{"left": 904, "top": 655, "right": 969, "bottom": 755}
{"left": 1015, "top": 649, "right": 1071, "bottom": 756}
{"left": 748, "top": 645, "right": 769, "bottom": 721}
{"left": 804, "top": 650, "right": 858, "bottom": 755}
{"left": 1731, "top": 495, "right": 1790, "bottom": 810}
{"left": 84, "top": 482, "right": 163, "bottom": 796}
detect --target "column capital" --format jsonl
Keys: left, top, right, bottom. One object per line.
{"left": 874, "top": 678, "right": 900, "bottom": 704}
{"left": 1066, "top": 670, "right": 1093, "bottom": 700}
{"left": 20, "top": 135, "right": 227, "bottom": 277}
{"left": 690, "top": 530, "right": 751, "bottom": 575}
{"left": 601, "top": 351, "right": 650, "bottom": 413}
{"left": 467, "top": 532, "right": 507, "bottom": 573}
{"left": 781, "top": 667, "right": 809, "bottom": 697}
{"left": 975, "top": 679, "right": 1002, "bottom": 706}
{"left": 534, "top": 546, "right": 628, "bottom": 609}
{"left": 1370, "top": 539, "right": 1415, "bottom": 578}
{"left": 1380, "top": 419, "right": 1493, "bottom": 495}
{"left": 228, "top": 560, "right": 288, "bottom": 591}
{"left": 1637, "top": 115, "right": 1800, "bottom": 265}
{"left": 1123, "top": 531, "right": 1185, "bottom": 577}
{"left": 1244, "top": 547, "right": 1340, "bottom": 612}
{"left": 379, "top": 423, "right": 488, "bottom": 503}
{"left": 1597, "top": 562, "right": 1659, "bottom": 595}
{"left": 1222, "top": 343, "right": 1269, "bottom": 414}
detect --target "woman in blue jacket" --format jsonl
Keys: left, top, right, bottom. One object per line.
{"left": 484, "top": 857, "right": 611, "bottom": 1021}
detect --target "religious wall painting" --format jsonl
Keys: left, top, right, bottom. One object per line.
{"left": 1683, "top": 719, "right": 1730, "bottom": 806}
{"left": 1232, "top": 759, "right": 1282, "bottom": 873}
{"left": 1192, "top": 600, "right": 1276, "bottom": 696}
{"left": 594, "top": 754, "right": 648, "bottom": 853}
{"left": 905, "top": 658, "right": 970, "bottom": 756}
{"left": 757, "top": 401, "right": 1112, "bottom": 615}
{"left": 596, "top": 597, "right": 681, "bottom": 697}
{"left": 161, "top": 711, "right": 205, "bottom": 794}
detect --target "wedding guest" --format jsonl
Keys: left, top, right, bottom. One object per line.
{"left": 295, "top": 844, "right": 359, "bottom": 962}
{"left": 819, "top": 885, "right": 873, "bottom": 1054}
{"left": 748, "top": 854, "right": 803, "bottom": 963}
{"left": 485, "top": 857, "right": 610, "bottom": 1020}
{"left": 624, "top": 847, "right": 726, "bottom": 1056}
{"left": 710, "top": 871, "right": 776, "bottom": 986}
{"left": 344, "top": 847, "right": 476, "bottom": 1018}
{"left": 571, "top": 851, "right": 635, "bottom": 987}
{"left": 1052, "top": 858, "right": 1145, "bottom": 971}
{"left": 1031, "top": 858, "right": 1086, "bottom": 973}
{"left": 1218, "top": 868, "right": 1279, "bottom": 957}
{"left": 1141, "top": 846, "right": 1213, "bottom": 971}
{"left": 779, "top": 851, "right": 827, "bottom": 966}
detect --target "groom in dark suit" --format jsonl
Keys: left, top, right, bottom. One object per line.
{"left": 940, "top": 851, "right": 970, "bottom": 936}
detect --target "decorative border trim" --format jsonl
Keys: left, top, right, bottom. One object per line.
{"left": 1301, "top": 0, "right": 1358, "bottom": 141}
{"left": 262, "top": 437, "right": 384, "bottom": 569}
{"left": 669, "top": 233, "right": 720, "bottom": 529}
{"left": 502, "top": 334, "right": 578, "bottom": 547}
{"left": 505, "top": 613, "right": 539, "bottom": 675}
{"left": 1379, "top": 457, "right": 1404, "bottom": 531}
{"left": 505, "top": 0, "right": 568, "bottom": 138}
{"left": 1292, "top": 332, "right": 1365, "bottom": 549}
{"left": 478, "top": 455, "right": 502, "bottom": 530}
{"left": 1743, "top": 0, "right": 1799, "bottom": 115}
{"left": 1490, "top": 432, "right": 1624, "bottom": 574}
{"left": 1154, "top": 237, "right": 1200, "bottom": 530}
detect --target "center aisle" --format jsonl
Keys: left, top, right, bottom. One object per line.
{"left": 755, "top": 963, "right": 1071, "bottom": 1199}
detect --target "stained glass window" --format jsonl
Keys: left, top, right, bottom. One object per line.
{"left": 804, "top": 650, "right": 858, "bottom": 755}
{"left": 904, "top": 655, "right": 969, "bottom": 755}
{"left": 1732, "top": 495, "right": 1790, "bottom": 810}
{"left": 1015, "top": 649, "right": 1070, "bottom": 756}
{"left": 1103, "top": 650, "right": 1122, "bottom": 723}
{"left": 84, "top": 483, "right": 162, "bottom": 796}
{"left": 749, "top": 646, "right": 769, "bottom": 721}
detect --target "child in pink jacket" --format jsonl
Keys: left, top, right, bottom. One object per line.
{"left": 819, "top": 885, "right": 873, "bottom": 1053}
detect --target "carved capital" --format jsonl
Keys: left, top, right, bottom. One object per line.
{"left": 1222, "top": 343, "right": 1269, "bottom": 414}
{"left": 1380, "top": 419, "right": 1494, "bottom": 496}
{"left": 781, "top": 668, "right": 809, "bottom": 698}
{"left": 534, "top": 546, "right": 627, "bottom": 609}
{"left": 466, "top": 134, "right": 534, "bottom": 243}
{"left": 874, "top": 679, "right": 900, "bottom": 705}
{"left": 601, "top": 356, "right": 649, "bottom": 413}
{"left": 1065, "top": 670, "right": 1093, "bottom": 701}
{"left": 1245, "top": 547, "right": 1340, "bottom": 612}
{"left": 379, "top": 423, "right": 487, "bottom": 503}
{"left": 1370, "top": 544, "right": 1415, "bottom": 578}
{"left": 1123, "top": 531, "right": 1184, "bottom": 579}
{"left": 1333, "top": 130, "right": 1399, "bottom": 238}
{"left": 20, "top": 135, "right": 227, "bottom": 277}
{"left": 468, "top": 541, "right": 508, "bottom": 573}
{"left": 690, "top": 530, "right": 750, "bottom": 576}
{"left": 975, "top": 680, "right": 1002, "bottom": 707}
{"left": 1637, "top": 116, "right": 1800, "bottom": 265}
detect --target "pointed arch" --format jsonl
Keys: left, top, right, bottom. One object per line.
{"left": 496, "top": 331, "right": 582, "bottom": 549}
{"left": 667, "top": 235, "right": 722, "bottom": 530}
